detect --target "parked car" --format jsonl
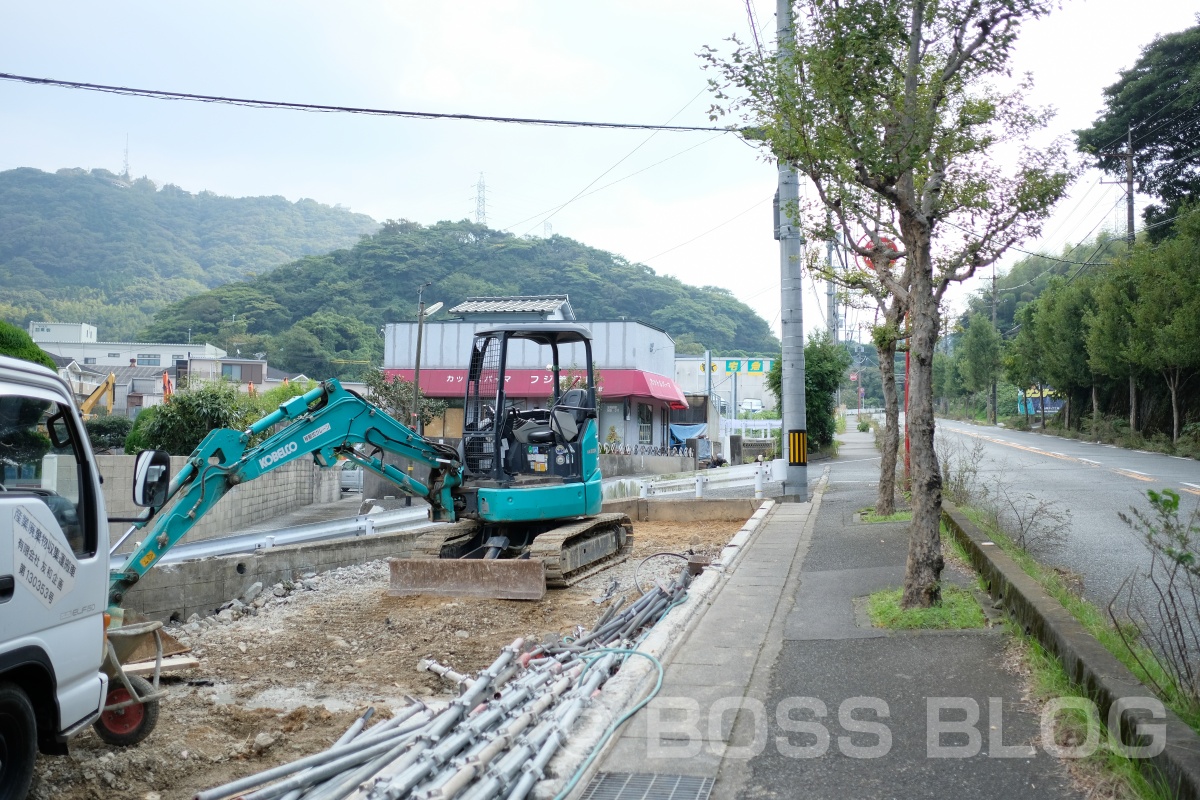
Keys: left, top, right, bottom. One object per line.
{"left": 339, "top": 461, "right": 364, "bottom": 492}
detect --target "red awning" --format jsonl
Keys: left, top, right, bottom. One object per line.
{"left": 384, "top": 368, "right": 688, "bottom": 409}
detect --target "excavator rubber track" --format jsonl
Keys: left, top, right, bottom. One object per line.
{"left": 388, "top": 514, "right": 633, "bottom": 600}
{"left": 529, "top": 512, "right": 633, "bottom": 588}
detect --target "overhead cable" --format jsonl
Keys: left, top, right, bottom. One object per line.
{"left": 0, "top": 71, "right": 726, "bottom": 132}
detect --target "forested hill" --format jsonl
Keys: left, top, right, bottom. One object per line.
{"left": 0, "top": 167, "right": 378, "bottom": 340}
{"left": 141, "top": 218, "right": 780, "bottom": 377}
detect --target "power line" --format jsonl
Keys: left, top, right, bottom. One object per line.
{"left": 516, "top": 86, "right": 715, "bottom": 236}
{"left": 639, "top": 195, "right": 773, "bottom": 263}
{"left": 0, "top": 71, "right": 726, "bottom": 132}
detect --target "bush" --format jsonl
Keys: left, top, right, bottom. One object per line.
{"left": 124, "top": 406, "right": 160, "bottom": 454}
{"left": 857, "top": 418, "right": 871, "bottom": 432}
{"left": 85, "top": 415, "right": 132, "bottom": 450}
{"left": 139, "top": 381, "right": 254, "bottom": 455}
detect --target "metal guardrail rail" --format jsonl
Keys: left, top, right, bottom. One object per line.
{"left": 158, "top": 507, "right": 431, "bottom": 564}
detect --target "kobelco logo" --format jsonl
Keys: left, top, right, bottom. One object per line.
{"left": 258, "top": 441, "right": 298, "bottom": 469}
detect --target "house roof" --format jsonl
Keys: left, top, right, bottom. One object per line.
{"left": 449, "top": 295, "right": 574, "bottom": 319}
{"left": 76, "top": 364, "right": 176, "bottom": 385}
{"left": 47, "top": 353, "right": 77, "bottom": 368}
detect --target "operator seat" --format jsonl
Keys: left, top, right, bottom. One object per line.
{"left": 517, "top": 388, "right": 589, "bottom": 445}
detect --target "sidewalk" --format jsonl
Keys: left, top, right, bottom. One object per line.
{"left": 590, "top": 428, "right": 1080, "bottom": 800}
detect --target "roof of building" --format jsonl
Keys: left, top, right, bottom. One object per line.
{"left": 449, "top": 295, "right": 575, "bottom": 319}
{"left": 47, "top": 353, "right": 77, "bottom": 368}
{"left": 76, "top": 364, "right": 177, "bottom": 385}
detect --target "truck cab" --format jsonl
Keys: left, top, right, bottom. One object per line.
{"left": 0, "top": 355, "right": 110, "bottom": 799}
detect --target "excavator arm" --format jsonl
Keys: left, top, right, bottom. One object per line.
{"left": 80, "top": 372, "right": 116, "bottom": 418}
{"left": 108, "top": 379, "right": 464, "bottom": 606}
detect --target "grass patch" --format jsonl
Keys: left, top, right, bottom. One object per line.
{"left": 1007, "top": 618, "right": 1172, "bottom": 799}
{"left": 867, "top": 585, "right": 986, "bottom": 629}
{"left": 957, "top": 505, "right": 1200, "bottom": 733}
{"left": 862, "top": 509, "right": 913, "bottom": 523}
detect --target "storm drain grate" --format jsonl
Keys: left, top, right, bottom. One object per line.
{"left": 580, "top": 772, "right": 714, "bottom": 800}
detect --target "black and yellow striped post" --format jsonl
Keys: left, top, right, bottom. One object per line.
{"left": 788, "top": 429, "right": 808, "bottom": 466}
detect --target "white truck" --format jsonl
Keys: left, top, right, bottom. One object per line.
{"left": 0, "top": 355, "right": 164, "bottom": 800}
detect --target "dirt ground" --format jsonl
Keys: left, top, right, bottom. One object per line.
{"left": 29, "top": 518, "right": 744, "bottom": 800}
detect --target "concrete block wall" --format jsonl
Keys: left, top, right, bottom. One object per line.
{"left": 121, "top": 528, "right": 425, "bottom": 622}
{"left": 97, "top": 455, "right": 339, "bottom": 554}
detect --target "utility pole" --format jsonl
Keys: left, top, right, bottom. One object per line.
{"left": 778, "top": 0, "right": 807, "bottom": 501}
{"left": 1101, "top": 125, "right": 1136, "bottom": 245}
{"left": 413, "top": 282, "right": 432, "bottom": 435}
{"left": 990, "top": 266, "right": 998, "bottom": 425}
{"left": 1126, "top": 124, "right": 1135, "bottom": 245}
{"left": 826, "top": 215, "right": 837, "bottom": 342}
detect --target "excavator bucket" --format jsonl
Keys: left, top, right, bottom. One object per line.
{"left": 387, "top": 557, "right": 547, "bottom": 601}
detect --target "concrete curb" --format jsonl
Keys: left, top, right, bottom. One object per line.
{"left": 535, "top": 500, "right": 778, "bottom": 799}
{"left": 943, "top": 503, "right": 1200, "bottom": 800}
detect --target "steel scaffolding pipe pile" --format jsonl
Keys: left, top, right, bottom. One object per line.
{"left": 196, "top": 570, "right": 692, "bottom": 800}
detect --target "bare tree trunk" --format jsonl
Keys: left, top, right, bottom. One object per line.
{"left": 1167, "top": 371, "right": 1181, "bottom": 443}
{"left": 901, "top": 261, "right": 943, "bottom": 609}
{"left": 1092, "top": 381, "right": 1099, "bottom": 441}
{"left": 877, "top": 323, "right": 901, "bottom": 516}
{"left": 1039, "top": 382, "right": 1046, "bottom": 430}
{"left": 1129, "top": 375, "right": 1138, "bottom": 433}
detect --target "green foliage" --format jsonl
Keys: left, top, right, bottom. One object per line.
{"left": 0, "top": 167, "right": 377, "bottom": 340}
{"left": 84, "top": 414, "right": 132, "bottom": 451}
{"left": 142, "top": 219, "right": 780, "bottom": 375}
{"left": 857, "top": 418, "right": 871, "bottom": 433}
{"left": 139, "top": 382, "right": 253, "bottom": 455}
{"left": 362, "top": 368, "right": 446, "bottom": 429}
{"left": 804, "top": 332, "right": 853, "bottom": 449}
{"left": 1076, "top": 23, "right": 1200, "bottom": 241}
{"left": 0, "top": 320, "right": 56, "bottom": 370}
{"left": 867, "top": 586, "right": 985, "bottom": 629}
{"left": 123, "top": 406, "right": 159, "bottom": 454}
{"left": 956, "top": 313, "right": 1001, "bottom": 394}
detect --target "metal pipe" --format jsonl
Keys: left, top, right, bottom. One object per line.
{"left": 194, "top": 704, "right": 425, "bottom": 800}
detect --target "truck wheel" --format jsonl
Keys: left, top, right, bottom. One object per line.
{"left": 0, "top": 682, "right": 37, "bottom": 800}
{"left": 93, "top": 676, "right": 159, "bottom": 747}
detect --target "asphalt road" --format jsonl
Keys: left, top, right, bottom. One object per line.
{"left": 932, "top": 417, "right": 1200, "bottom": 611}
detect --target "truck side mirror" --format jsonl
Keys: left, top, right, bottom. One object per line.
{"left": 133, "top": 450, "right": 171, "bottom": 508}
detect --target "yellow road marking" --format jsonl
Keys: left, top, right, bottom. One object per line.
{"left": 1112, "top": 469, "right": 1154, "bottom": 483}
{"left": 1180, "top": 486, "right": 1200, "bottom": 497}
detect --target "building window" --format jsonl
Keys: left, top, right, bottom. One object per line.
{"left": 83, "top": 357, "right": 97, "bottom": 365}
{"left": 172, "top": 355, "right": 185, "bottom": 362}
{"left": 108, "top": 352, "right": 120, "bottom": 358}
{"left": 222, "top": 364, "right": 243, "bottom": 380}
{"left": 637, "top": 403, "right": 653, "bottom": 445}
{"left": 136, "top": 354, "right": 161, "bottom": 367}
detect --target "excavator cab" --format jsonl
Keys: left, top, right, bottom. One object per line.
{"left": 457, "top": 325, "right": 603, "bottom": 520}
{"left": 391, "top": 324, "right": 630, "bottom": 599}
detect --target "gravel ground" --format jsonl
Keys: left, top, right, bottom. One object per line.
{"left": 30, "top": 517, "right": 744, "bottom": 800}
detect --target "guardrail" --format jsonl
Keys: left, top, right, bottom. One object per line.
{"left": 601, "top": 458, "right": 783, "bottom": 501}
{"left": 159, "top": 507, "right": 430, "bottom": 563}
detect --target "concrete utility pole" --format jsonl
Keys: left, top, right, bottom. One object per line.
{"left": 778, "top": 0, "right": 808, "bottom": 501}
{"left": 827, "top": 233, "right": 838, "bottom": 341}
{"left": 1126, "top": 125, "right": 1135, "bottom": 245}
{"left": 990, "top": 267, "right": 998, "bottom": 425}
{"left": 413, "top": 282, "right": 432, "bottom": 435}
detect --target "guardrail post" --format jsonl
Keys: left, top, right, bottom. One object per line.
{"left": 639, "top": 481, "right": 649, "bottom": 499}
{"left": 695, "top": 475, "right": 705, "bottom": 499}
{"left": 754, "top": 464, "right": 764, "bottom": 500}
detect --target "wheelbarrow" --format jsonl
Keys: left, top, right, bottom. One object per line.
{"left": 94, "top": 618, "right": 170, "bottom": 746}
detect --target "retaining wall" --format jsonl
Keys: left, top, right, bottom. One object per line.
{"left": 944, "top": 503, "right": 1200, "bottom": 799}
{"left": 99, "top": 455, "right": 340, "bottom": 554}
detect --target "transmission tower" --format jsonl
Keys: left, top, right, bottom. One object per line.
{"left": 122, "top": 134, "right": 130, "bottom": 180}
{"left": 475, "top": 173, "right": 487, "bottom": 226}
{"left": 543, "top": 222, "right": 553, "bottom": 238}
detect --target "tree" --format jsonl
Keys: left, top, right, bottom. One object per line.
{"left": 139, "top": 381, "right": 252, "bottom": 455}
{"left": 804, "top": 332, "right": 852, "bottom": 449}
{"left": 85, "top": 415, "right": 133, "bottom": 451}
{"left": 1125, "top": 207, "right": 1200, "bottom": 442}
{"left": 362, "top": 369, "right": 447, "bottom": 430}
{"left": 1085, "top": 259, "right": 1145, "bottom": 432}
{"left": 1004, "top": 303, "right": 1048, "bottom": 428}
{"left": 1036, "top": 277, "right": 1095, "bottom": 431}
{"left": 1076, "top": 24, "right": 1200, "bottom": 240}
{"left": 0, "top": 320, "right": 56, "bottom": 370}
{"left": 705, "top": 0, "right": 1072, "bottom": 607}
{"left": 956, "top": 314, "right": 1002, "bottom": 408}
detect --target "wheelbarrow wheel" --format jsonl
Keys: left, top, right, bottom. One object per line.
{"left": 93, "top": 675, "right": 159, "bottom": 746}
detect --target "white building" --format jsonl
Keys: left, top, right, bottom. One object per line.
{"left": 28, "top": 321, "right": 225, "bottom": 369}
{"left": 382, "top": 296, "right": 688, "bottom": 450}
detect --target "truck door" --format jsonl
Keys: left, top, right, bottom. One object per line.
{"left": 0, "top": 390, "right": 108, "bottom": 731}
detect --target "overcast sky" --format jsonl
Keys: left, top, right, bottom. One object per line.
{"left": 1, "top": 2, "right": 1195, "bottom": 345}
